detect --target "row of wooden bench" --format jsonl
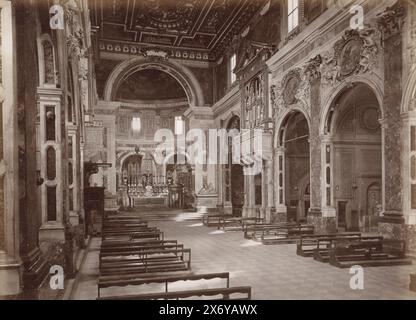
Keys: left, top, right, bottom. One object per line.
{"left": 296, "top": 233, "right": 412, "bottom": 268}
{"left": 97, "top": 212, "right": 252, "bottom": 300}
{"left": 203, "top": 214, "right": 315, "bottom": 245}
{"left": 202, "top": 213, "right": 413, "bottom": 269}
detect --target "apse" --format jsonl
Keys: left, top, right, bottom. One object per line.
{"left": 114, "top": 69, "right": 187, "bottom": 102}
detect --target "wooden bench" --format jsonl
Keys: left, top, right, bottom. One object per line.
{"left": 97, "top": 286, "right": 252, "bottom": 300}
{"left": 99, "top": 243, "right": 186, "bottom": 267}
{"left": 328, "top": 239, "right": 412, "bottom": 268}
{"left": 261, "top": 224, "right": 315, "bottom": 245}
{"left": 218, "top": 217, "right": 263, "bottom": 232}
{"left": 297, "top": 233, "right": 362, "bottom": 257}
{"left": 202, "top": 214, "right": 225, "bottom": 227}
{"left": 99, "top": 248, "right": 191, "bottom": 276}
{"left": 102, "top": 222, "right": 148, "bottom": 228}
{"left": 97, "top": 272, "right": 231, "bottom": 299}
{"left": 312, "top": 236, "right": 383, "bottom": 262}
{"left": 244, "top": 222, "right": 299, "bottom": 240}
{"left": 101, "top": 239, "right": 178, "bottom": 249}
{"left": 101, "top": 229, "right": 164, "bottom": 241}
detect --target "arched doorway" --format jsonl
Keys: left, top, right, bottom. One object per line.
{"left": 280, "top": 111, "right": 310, "bottom": 222}
{"left": 223, "top": 116, "right": 244, "bottom": 216}
{"left": 326, "top": 83, "right": 382, "bottom": 232}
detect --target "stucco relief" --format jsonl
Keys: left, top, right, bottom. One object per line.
{"left": 271, "top": 67, "right": 312, "bottom": 122}
{"left": 320, "top": 28, "right": 380, "bottom": 88}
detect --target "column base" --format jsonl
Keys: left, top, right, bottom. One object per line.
{"left": 379, "top": 213, "right": 416, "bottom": 250}
{"left": 222, "top": 204, "right": 233, "bottom": 215}
{"left": 196, "top": 194, "right": 218, "bottom": 214}
{"left": 259, "top": 207, "right": 266, "bottom": 220}
{"left": 264, "top": 207, "right": 274, "bottom": 223}
{"left": 307, "top": 208, "right": 337, "bottom": 234}
{"left": 242, "top": 206, "right": 257, "bottom": 218}
{"left": 0, "top": 253, "right": 22, "bottom": 298}
{"left": 271, "top": 205, "right": 287, "bottom": 223}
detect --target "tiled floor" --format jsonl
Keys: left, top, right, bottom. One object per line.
{"left": 71, "top": 211, "right": 416, "bottom": 300}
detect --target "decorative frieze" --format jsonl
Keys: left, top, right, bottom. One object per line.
{"left": 99, "top": 40, "right": 210, "bottom": 62}
{"left": 270, "top": 66, "right": 313, "bottom": 120}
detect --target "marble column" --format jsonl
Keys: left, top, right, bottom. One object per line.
{"left": 377, "top": 5, "right": 406, "bottom": 238}
{"left": 265, "top": 159, "right": 274, "bottom": 222}
{"left": 307, "top": 74, "right": 335, "bottom": 233}
{"left": 274, "top": 147, "right": 287, "bottom": 222}
{"left": 401, "top": 114, "right": 416, "bottom": 250}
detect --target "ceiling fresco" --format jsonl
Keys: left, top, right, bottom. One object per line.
{"left": 91, "top": 0, "right": 267, "bottom": 60}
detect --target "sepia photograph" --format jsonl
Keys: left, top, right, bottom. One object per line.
{"left": 0, "top": 0, "right": 416, "bottom": 309}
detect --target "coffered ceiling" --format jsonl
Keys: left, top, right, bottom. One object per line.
{"left": 90, "top": 0, "right": 267, "bottom": 61}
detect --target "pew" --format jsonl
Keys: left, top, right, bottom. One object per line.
{"left": 328, "top": 239, "right": 412, "bottom": 268}
{"left": 97, "top": 286, "right": 252, "bottom": 300}
{"left": 244, "top": 222, "right": 299, "bottom": 240}
{"left": 97, "top": 272, "right": 231, "bottom": 299}
{"left": 313, "top": 236, "right": 384, "bottom": 263}
{"left": 99, "top": 243, "right": 186, "bottom": 267}
{"left": 101, "top": 229, "right": 164, "bottom": 241}
{"left": 218, "top": 217, "right": 264, "bottom": 232}
{"left": 296, "top": 233, "right": 362, "bottom": 257}
{"left": 261, "top": 224, "right": 315, "bottom": 245}
{"left": 202, "top": 214, "right": 225, "bottom": 227}
{"left": 101, "top": 239, "right": 178, "bottom": 250}
{"left": 99, "top": 248, "right": 192, "bottom": 276}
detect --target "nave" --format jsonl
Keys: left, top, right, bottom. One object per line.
{"left": 70, "top": 210, "right": 416, "bottom": 300}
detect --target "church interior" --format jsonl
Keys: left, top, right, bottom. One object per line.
{"left": 1, "top": 0, "right": 416, "bottom": 300}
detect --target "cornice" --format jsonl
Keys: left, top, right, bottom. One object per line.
{"left": 212, "top": 85, "right": 241, "bottom": 118}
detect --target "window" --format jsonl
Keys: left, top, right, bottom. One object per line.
{"left": 131, "top": 117, "right": 141, "bottom": 132}
{"left": 288, "top": 0, "right": 299, "bottom": 33}
{"left": 175, "top": 116, "right": 184, "bottom": 135}
{"left": 230, "top": 54, "right": 237, "bottom": 84}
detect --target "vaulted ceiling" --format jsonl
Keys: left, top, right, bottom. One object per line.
{"left": 90, "top": 0, "right": 267, "bottom": 61}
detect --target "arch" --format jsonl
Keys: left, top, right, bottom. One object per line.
{"left": 274, "top": 106, "right": 311, "bottom": 148}
{"left": 104, "top": 57, "right": 205, "bottom": 107}
{"left": 320, "top": 77, "right": 384, "bottom": 135}
{"left": 118, "top": 150, "right": 158, "bottom": 172}
{"left": 226, "top": 115, "right": 241, "bottom": 130}
{"left": 402, "top": 68, "right": 416, "bottom": 114}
